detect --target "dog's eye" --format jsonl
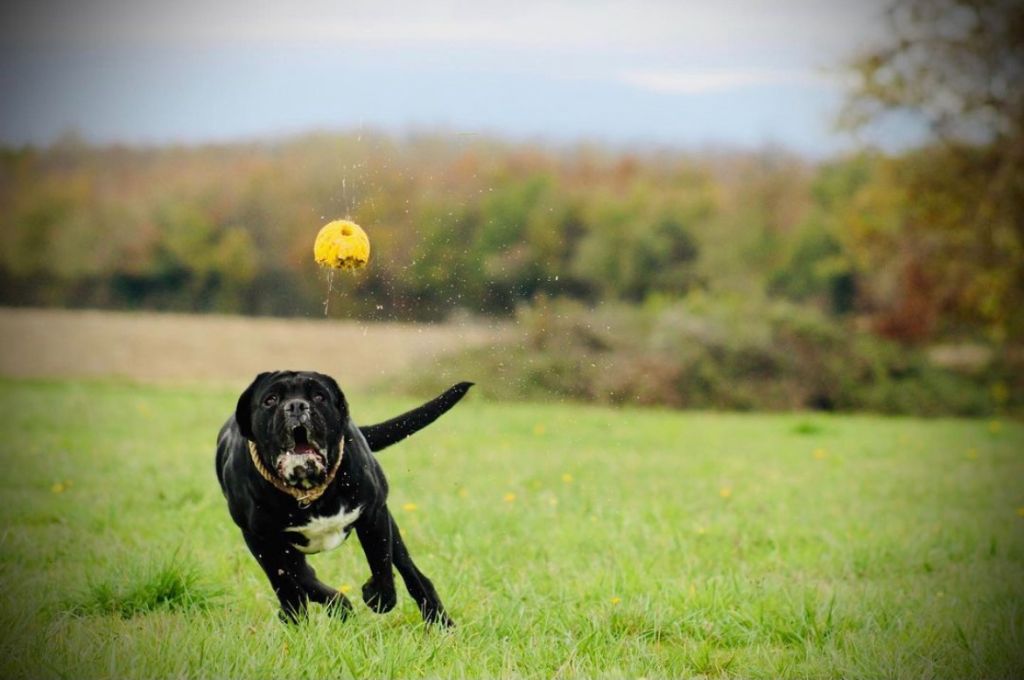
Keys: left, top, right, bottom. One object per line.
{"left": 312, "top": 392, "right": 326, "bottom": 403}
{"left": 262, "top": 394, "right": 279, "bottom": 407}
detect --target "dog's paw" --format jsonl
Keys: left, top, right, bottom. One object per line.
{"left": 423, "top": 605, "right": 455, "bottom": 629}
{"left": 277, "top": 604, "right": 307, "bottom": 624}
{"left": 362, "top": 577, "right": 397, "bottom": 613}
{"left": 324, "top": 592, "right": 354, "bottom": 619}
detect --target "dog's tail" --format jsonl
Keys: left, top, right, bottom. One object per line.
{"left": 361, "top": 382, "right": 473, "bottom": 452}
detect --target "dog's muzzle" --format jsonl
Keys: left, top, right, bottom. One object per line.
{"left": 275, "top": 424, "right": 328, "bottom": 489}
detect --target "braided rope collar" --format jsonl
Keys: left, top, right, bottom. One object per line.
{"left": 247, "top": 437, "right": 343, "bottom": 507}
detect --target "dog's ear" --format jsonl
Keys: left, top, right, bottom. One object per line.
{"left": 317, "top": 373, "right": 349, "bottom": 419}
{"left": 235, "top": 372, "right": 271, "bottom": 440}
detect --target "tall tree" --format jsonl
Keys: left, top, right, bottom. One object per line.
{"left": 840, "top": 0, "right": 1023, "bottom": 343}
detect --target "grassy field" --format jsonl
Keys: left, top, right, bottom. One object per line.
{"left": 0, "top": 378, "right": 1022, "bottom": 679}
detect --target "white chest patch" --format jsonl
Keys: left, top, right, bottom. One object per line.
{"left": 285, "top": 505, "right": 362, "bottom": 554}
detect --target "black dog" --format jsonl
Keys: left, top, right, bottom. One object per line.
{"left": 216, "top": 370, "right": 471, "bottom": 625}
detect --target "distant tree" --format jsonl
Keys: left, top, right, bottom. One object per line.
{"left": 572, "top": 187, "right": 708, "bottom": 302}
{"left": 839, "top": 0, "right": 1023, "bottom": 343}
{"left": 842, "top": 0, "right": 1022, "bottom": 144}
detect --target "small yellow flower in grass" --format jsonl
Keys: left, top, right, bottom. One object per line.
{"left": 966, "top": 448, "right": 979, "bottom": 460}
{"left": 812, "top": 448, "right": 828, "bottom": 460}
{"left": 503, "top": 492, "right": 517, "bottom": 502}
{"left": 719, "top": 486, "right": 732, "bottom": 499}
{"left": 313, "top": 219, "right": 370, "bottom": 270}
{"left": 1016, "top": 507, "right": 1024, "bottom": 517}
{"left": 50, "top": 482, "right": 66, "bottom": 494}
{"left": 610, "top": 596, "right": 622, "bottom": 605}
{"left": 561, "top": 473, "right": 574, "bottom": 484}
{"left": 402, "top": 502, "right": 417, "bottom": 512}
{"left": 695, "top": 526, "right": 706, "bottom": 535}
{"left": 989, "top": 419, "right": 1002, "bottom": 434}
{"left": 533, "top": 423, "right": 546, "bottom": 436}
{"left": 549, "top": 497, "right": 558, "bottom": 507}
{"left": 340, "top": 584, "right": 352, "bottom": 594}
{"left": 458, "top": 488, "right": 469, "bottom": 498}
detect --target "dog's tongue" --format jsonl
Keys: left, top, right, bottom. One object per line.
{"left": 294, "top": 443, "right": 316, "bottom": 455}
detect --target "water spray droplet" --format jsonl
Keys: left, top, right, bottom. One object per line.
{"left": 323, "top": 269, "right": 335, "bottom": 317}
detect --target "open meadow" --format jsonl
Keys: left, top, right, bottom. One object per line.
{"left": 0, "top": 307, "right": 507, "bottom": 388}
{"left": 0, "top": 374, "right": 1021, "bottom": 678}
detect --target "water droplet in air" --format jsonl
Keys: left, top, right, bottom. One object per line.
{"left": 323, "top": 269, "right": 335, "bottom": 316}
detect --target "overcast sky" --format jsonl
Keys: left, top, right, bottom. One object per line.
{"left": 0, "top": 0, "right": 916, "bottom": 155}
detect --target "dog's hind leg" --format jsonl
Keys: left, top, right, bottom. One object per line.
{"left": 389, "top": 512, "right": 454, "bottom": 627}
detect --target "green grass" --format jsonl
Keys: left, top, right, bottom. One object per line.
{"left": 65, "top": 554, "right": 220, "bottom": 618}
{"left": 0, "top": 378, "right": 1022, "bottom": 679}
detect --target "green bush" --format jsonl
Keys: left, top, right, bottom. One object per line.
{"left": 407, "top": 297, "right": 1004, "bottom": 416}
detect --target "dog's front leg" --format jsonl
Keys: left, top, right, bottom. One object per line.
{"left": 355, "top": 506, "right": 397, "bottom": 614}
{"left": 243, "top": 531, "right": 313, "bottom": 622}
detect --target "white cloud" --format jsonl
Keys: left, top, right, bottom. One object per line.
{"left": 619, "top": 68, "right": 841, "bottom": 94}
{"left": 3, "top": 0, "right": 888, "bottom": 60}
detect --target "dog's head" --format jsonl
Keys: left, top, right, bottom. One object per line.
{"left": 235, "top": 371, "right": 348, "bottom": 489}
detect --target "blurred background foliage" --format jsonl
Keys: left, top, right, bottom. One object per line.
{"left": 4, "top": 140, "right": 1016, "bottom": 341}
{"left": 0, "top": 0, "right": 1020, "bottom": 416}
{"left": 0, "top": 137, "right": 721, "bottom": 321}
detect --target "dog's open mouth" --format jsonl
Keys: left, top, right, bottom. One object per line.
{"left": 275, "top": 426, "right": 328, "bottom": 489}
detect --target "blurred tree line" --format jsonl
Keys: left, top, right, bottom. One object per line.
{"left": 1, "top": 130, "right": 1017, "bottom": 348}
{"left": 0, "top": 135, "right": 714, "bottom": 322}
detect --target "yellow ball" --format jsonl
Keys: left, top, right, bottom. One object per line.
{"left": 313, "top": 220, "right": 370, "bottom": 270}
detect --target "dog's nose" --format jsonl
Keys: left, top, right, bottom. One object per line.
{"left": 283, "top": 399, "right": 310, "bottom": 417}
